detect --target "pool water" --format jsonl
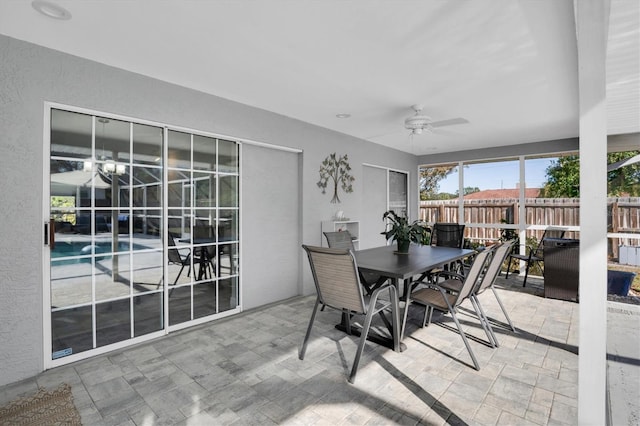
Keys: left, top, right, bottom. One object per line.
{"left": 51, "top": 241, "right": 143, "bottom": 264}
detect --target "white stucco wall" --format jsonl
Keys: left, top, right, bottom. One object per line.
{"left": 0, "top": 35, "right": 419, "bottom": 386}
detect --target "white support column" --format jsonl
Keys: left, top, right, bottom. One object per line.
{"left": 576, "top": 0, "right": 609, "bottom": 424}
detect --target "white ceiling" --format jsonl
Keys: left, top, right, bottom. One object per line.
{"left": 0, "top": 0, "right": 637, "bottom": 155}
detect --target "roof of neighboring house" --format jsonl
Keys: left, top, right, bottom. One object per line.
{"left": 464, "top": 188, "right": 541, "bottom": 199}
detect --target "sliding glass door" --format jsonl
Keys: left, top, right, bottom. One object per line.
{"left": 46, "top": 106, "right": 240, "bottom": 365}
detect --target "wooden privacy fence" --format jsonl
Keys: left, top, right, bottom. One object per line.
{"left": 419, "top": 197, "right": 640, "bottom": 258}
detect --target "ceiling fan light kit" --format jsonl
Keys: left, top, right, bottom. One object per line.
{"left": 404, "top": 104, "right": 433, "bottom": 135}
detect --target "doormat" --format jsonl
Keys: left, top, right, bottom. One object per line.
{"left": 0, "top": 383, "right": 82, "bottom": 425}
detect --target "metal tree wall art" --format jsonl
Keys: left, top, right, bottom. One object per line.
{"left": 317, "top": 153, "right": 355, "bottom": 203}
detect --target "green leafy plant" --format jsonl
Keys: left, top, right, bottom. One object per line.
{"left": 381, "top": 210, "right": 430, "bottom": 252}
{"left": 317, "top": 153, "right": 355, "bottom": 203}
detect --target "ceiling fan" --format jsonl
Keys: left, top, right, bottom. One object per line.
{"left": 404, "top": 104, "right": 469, "bottom": 135}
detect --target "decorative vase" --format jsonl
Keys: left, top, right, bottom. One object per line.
{"left": 397, "top": 239, "right": 411, "bottom": 254}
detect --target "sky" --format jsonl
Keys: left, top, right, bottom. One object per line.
{"left": 437, "top": 157, "right": 556, "bottom": 194}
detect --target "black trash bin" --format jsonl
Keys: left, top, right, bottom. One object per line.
{"left": 607, "top": 270, "right": 636, "bottom": 296}
{"left": 544, "top": 238, "right": 580, "bottom": 302}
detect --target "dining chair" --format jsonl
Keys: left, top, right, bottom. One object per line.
{"left": 323, "top": 231, "right": 386, "bottom": 294}
{"left": 432, "top": 223, "right": 466, "bottom": 248}
{"left": 505, "top": 228, "right": 566, "bottom": 287}
{"left": 438, "top": 240, "right": 517, "bottom": 348}
{"left": 300, "top": 245, "right": 401, "bottom": 383}
{"left": 402, "top": 247, "right": 493, "bottom": 370}
{"left": 166, "top": 233, "right": 193, "bottom": 287}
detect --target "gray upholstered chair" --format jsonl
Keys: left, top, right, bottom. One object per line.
{"left": 300, "top": 245, "right": 401, "bottom": 383}
{"left": 402, "top": 248, "right": 493, "bottom": 370}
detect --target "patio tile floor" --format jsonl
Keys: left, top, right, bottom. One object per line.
{"left": 1, "top": 275, "right": 638, "bottom": 425}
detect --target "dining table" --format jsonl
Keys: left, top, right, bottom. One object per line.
{"left": 337, "top": 243, "right": 475, "bottom": 350}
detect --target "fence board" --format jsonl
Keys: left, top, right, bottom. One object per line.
{"left": 419, "top": 197, "right": 640, "bottom": 257}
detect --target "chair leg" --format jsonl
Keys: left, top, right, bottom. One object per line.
{"left": 522, "top": 261, "right": 531, "bottom": 287}
{"left": 173, "top": 264, "right": 186, "bottom": 286}
{"left": 422, "top": 306, "right": 429, "bottom": 328}
{"left": 349, "top": 304, "right": 375, "bottom": 384}
{"left": 505, "top": 255, "right": 512, "bottom": 279}
{"left": 299, "top": 298, "right": 321, "bottom": 360}
{"left": 491, "top": 285, "right": 516, "bottom": 331}
{"left": 471, "top": 295, "right": 498, "bottom": 348}
{"left": 449, "top": 308, "right": 480, "bottom": 370}
{"left": 401, "top": 298, "right": 410, "bottom": 341}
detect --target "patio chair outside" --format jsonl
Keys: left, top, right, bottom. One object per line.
{"left": 300, "top": 245, "right": 401, "bottom": 383}
{"left": 505, "top": 228, "right": 566, "bottom": 287}
{"left": 402, "top": 248, "right": 493, "bottom": 370}
{"left": 166, "top": 234, "right": 192, "bottom": 286}
{"left": 431, "top": 222, "right": 466, "bottom": 275}
{"left": 432, "top": 223, "right": 465, "bottom": 248}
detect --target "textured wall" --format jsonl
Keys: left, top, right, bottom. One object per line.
{"left": 0, "top": 35, "right": 418, "bottom": 386}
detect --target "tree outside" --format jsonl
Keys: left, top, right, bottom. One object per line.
{"left": 540, "top": 150, "right": 640, "bottom": 198}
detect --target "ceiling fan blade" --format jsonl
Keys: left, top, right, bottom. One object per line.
{"left": 430, "top": 117, "right": 469, "bottom": 128}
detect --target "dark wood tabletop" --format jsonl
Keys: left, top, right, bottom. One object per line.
{"left": 354, "top": 244, "right": 474, "bottom": 280}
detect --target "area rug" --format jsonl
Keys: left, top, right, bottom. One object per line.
{"left": 0, "top": 383, "right": 82, "bottom": 425}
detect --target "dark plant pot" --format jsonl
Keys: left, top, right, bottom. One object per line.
{"left": 397, "top": 239, "right": 410, "bottom": 254}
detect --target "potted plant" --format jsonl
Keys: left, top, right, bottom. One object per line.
{"left": 381, "top": 210, "right": 430, "bottom": 254}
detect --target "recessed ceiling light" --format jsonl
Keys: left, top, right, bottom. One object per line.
{"left": 336, "top": 113, "right": 351, "bottom": 119}
{"left": 31, "top": 1, "right": 72, "bottom": 20}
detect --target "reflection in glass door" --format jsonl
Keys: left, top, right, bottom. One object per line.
{"left": 389, "top": 170, "right": 408, "bottom": 217}
{"left": 47, "top": 107, "right": 240, "bottom": 364}
{"left": 166, "top": 131, "right": 240, "bottom": 328}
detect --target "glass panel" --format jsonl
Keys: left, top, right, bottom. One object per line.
{"left": 194, "top": 172, "right": 216, "bottom": 207}
{"left": 463, "top": 159, "right": 519, "bottom": 245}
{"left": 131, "top": 209, "right": 162, "bottom": 239}
{"left": 219, "top": 175, "right": 237, "bottom": 207}
{"left": 133, "top": 123, "right": 163, "bottom": 166}
{"left": 168, "top": 209, "right": 192, "bottom": 239}
{"left": 95, "top": 117, "right": 129, "bottom": 163}
{"left": 219, "top": 243, "right": 239, "bottom": 277}
{"left": 167, "top": 243, "right": 193, "bottom": 286}
{"left": 194, "top": 212, "right": 216, "bottom": 234}
{"left": 419, "top": 164, "right": 459, "bottom": 223}
{"left": 95, "top": 254, "right": 131, "bottom": 301}
{"left": 132, "top": 167, "right": 162, "bottom": 207}
{"left": 51, "top": 109, "right": 92, "bottom": 159}
{"left": 96, "top": 299, "right": 131, "bottom": 347}
{"left": 132, "top": 250, "right": 163, "bottom": 293}
{"left": 52, "top": 306, "right": 93, "bottom": 358}
{"left": 219, "top": 277, "right": 238, "bottom": 312}
{"left": 193, "top": 135, "right": 216, "bottom": 171}
{"left": 168, "top": 169, "right": 191, "bottom": 208}
{"left": 51, "top": 259, "right": 92, "bottom": 308}
{"left": 219, "top": 209, "right": 238, "bottom": 241}
{"left": 50, "top": 205, "right": 76, "bottom": 234}
{"left": 526, "top": 154, "right": 579, "bottom": 238}
{"left": 193, "top": 282, "right": 217, "bottom": 319}
{"left": 194, "top": 245, "right": 216, "bottom": 281}
{"left": 169, "top": 286, "right": 192, "bottom": 325}
{"left": 218, "top": 139, "right": 238, "bottom": 173}
{"left": 134, "top": 293, "right": 163, "bottom": 336}
{"left": 167, "top": 130, "right": 191, "bottom": 169}
{"left": 388, "top": 171, "right": 407, "bottom": 217}
{"left": 50, "top": 159, "right": 105, "bottom": 207}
